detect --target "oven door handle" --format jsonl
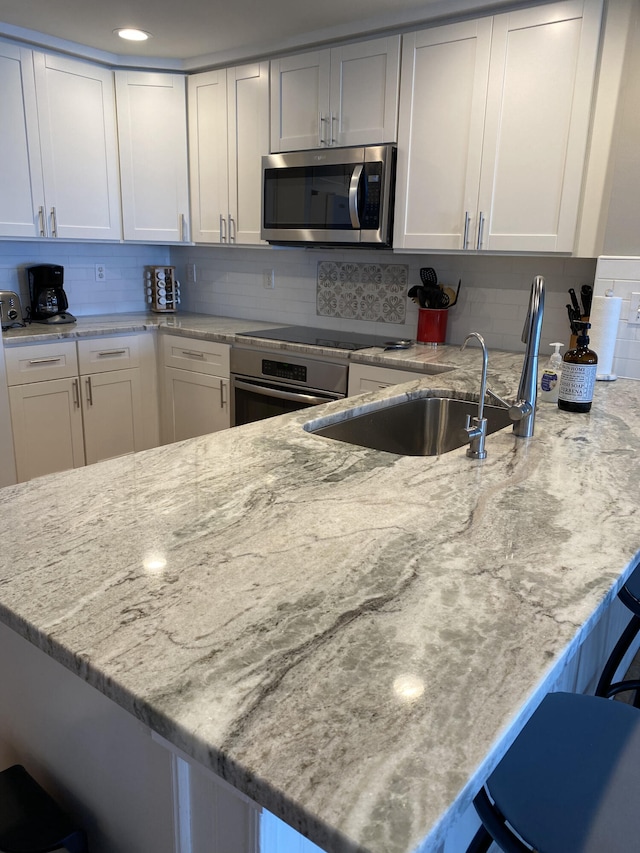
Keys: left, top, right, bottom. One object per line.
{"left": 233, "top": 378, "right": 336, "bottom": 407}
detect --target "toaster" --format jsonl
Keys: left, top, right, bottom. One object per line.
{"left": 0, "top": 291, "right": 26, "bottom": 330}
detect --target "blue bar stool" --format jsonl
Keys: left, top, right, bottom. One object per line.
{"left": 0, "top": 764, "right": 88, "bottom": 852}
{"left": 466, "top": 692, "right": 640, "bottom": 852}
{"left": 595, "top": 560, "right": 640, "bottom": 704}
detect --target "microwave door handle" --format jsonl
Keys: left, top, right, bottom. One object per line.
{"left": 348, "top": 164, "right": 363, "bottom": 229}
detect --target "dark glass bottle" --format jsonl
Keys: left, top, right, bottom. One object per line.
{"left": 557, "top": 322, "right": 598, "bottom": 413}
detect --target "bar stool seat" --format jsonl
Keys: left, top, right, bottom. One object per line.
{"left": 467, "top": 692, "right": 640, "bottom": 853}
{"left": 596, "top": 559, "right": 640, "bottom": 704}
{"left": 0, "top": 764, "right": 88, "bottom": 853}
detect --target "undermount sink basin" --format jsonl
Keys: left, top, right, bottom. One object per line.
{"left": 305, "top": 395, "right": 513, "bottom": 456}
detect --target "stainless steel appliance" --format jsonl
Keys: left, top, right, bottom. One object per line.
{"left": 231, "top": 347, "right": 347, "bottom": 426}
{"left": 27, "top": 264, "right": 76, "bottom": 325}
{"left": 0, "top": 291, "right": 26, "bottom": 330}
{"left": 261, "top": 144, "right": 396, "bottom": 246}
{"left": 231, "top": 326, "right": 394, "bottom": 426}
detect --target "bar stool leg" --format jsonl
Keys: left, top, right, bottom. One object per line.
{"left": 596, "top": 614, "right": 640, "bottom": 702}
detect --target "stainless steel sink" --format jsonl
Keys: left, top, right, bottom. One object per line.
{"left": 306, "top": 396, "right": 513, "bottom": 456}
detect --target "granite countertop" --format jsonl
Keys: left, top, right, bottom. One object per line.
{"left": 1, "top": 313, "right": 640, "bottom": 853}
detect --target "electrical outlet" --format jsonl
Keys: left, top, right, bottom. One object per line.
{"left": 187, "top": 263, "right": 196, "bottom": 283}
{"left": 263, "top": 269, "right": 275, "bottom": 290}
{"left": 629, "top": 292, "right": 640, "bottom": 326}
{"left": 95, "top": 264, "right": 105, "bottom": 282}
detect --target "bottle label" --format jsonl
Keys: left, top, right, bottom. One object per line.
{"left": 541, "top": 371, "right": 558, "bottom": 392}
{"left": 558, "top": 362, "right": 597, "bottom": 403}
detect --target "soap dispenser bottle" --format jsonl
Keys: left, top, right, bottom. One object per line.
{"left": 557, "top": 322, "right": 598, "bottom": 413}
{"left": 540, "top": 342, "right": 564, "bottom": 403}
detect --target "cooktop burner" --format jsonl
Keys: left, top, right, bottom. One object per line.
{"left": 237, "top": 325, "right": 396, "bottom": 351}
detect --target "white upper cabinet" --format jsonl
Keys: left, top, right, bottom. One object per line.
{"left": 270, "top": 35, "right": 400, "bottom": 151}
{"left": 394, "top": 0, "right": 603, "bottom": 253}
{"left": 188, "top": 62, "right": 269, "bottom": 244}
{"left": 0, "top": 45, "right": 121, "bottom": 240}
{"left": 0, "top": 42, "right": 44, "bottom": 238}
{"left": 116, "top": 71, "right": 190, "bottom": 242}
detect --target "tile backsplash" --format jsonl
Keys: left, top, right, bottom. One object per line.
{"left": 0, "top": 240, "right": 600, "bottom": 357}
{"left": 316, "top": 261, "right": 408, "bottom": 323}
{"left": 593, "top": 256, "right": 640, "bottom": 380}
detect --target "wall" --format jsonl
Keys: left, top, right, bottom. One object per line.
{"left": 171, "top": 245, "right": 596, "bottom": 353}
{"left": 0, "top": 240, "right": 598, "bottom": 355}
{"left": 593, "top": 256, "right": 640, "bottom": 380}
{"left": 0, "top": 241, "right": 169, "bottom": 316}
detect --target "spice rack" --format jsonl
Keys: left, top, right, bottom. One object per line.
{"left": 145, "top": 266, "right": 180, "bottom": 313}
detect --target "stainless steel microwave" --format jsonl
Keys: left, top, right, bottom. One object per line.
{"left": 261, "top": 144, "right": 396, "bottom": 247}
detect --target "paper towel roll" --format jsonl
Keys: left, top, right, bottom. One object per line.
{"left": 589, "top": 295, "right": 622, "bottom": 380}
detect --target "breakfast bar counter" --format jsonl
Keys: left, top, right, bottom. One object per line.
{"left": 0, "top": 326, "right": 639, "bottom": 853}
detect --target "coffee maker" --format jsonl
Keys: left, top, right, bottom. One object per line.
{"left": 27, "top": 265, "right": 76, "bottom": 325}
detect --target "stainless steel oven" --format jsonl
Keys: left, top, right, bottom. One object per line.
{"left": 230, "top": 346, "right": 348, "bottom": 427}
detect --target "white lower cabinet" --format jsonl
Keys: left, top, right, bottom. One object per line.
{"left": 6, "top": 334, "right": 157, "bottom": 482}
{"left": 348, "top": 363, "right": 422, "bottom": 396}
{"left": 161, "top": 334, "right": 230, "bottom": 443}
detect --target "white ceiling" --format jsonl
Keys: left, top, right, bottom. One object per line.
{"left": 0, "top": 0, "right": 518, "bottom": 69}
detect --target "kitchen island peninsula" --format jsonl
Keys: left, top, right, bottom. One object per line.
{"left": 0, "top": 331, "right": 638, "bottom": 853}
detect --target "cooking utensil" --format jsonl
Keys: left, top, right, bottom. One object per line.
{"left": 384, "top": 339, "right": 412, "bottom": 351}
{"left": 580, "top": 284, "right": 593, "bottom": 316}
{"left": 568, "top": 288, "right": 581, "bottom": 316}
{"left": 420, "top": 267, "right": 438, "bottom": 287}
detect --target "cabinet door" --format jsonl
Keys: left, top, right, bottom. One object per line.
{"left": 330, "top": 36, "right": 401, "bottom": 147}
{"left": 270, "top": 51, "right": 331, "bottom": 151}
{"left": 163, "top": 368, "right": 229, "bottom": 443}
{"left": 478, "top": 0, "right": 603, "bottom": 252}
{"left": 33, "top": 52, "right": 121, "bottom": 240}
{"left": 227, "top": 62, "right": 270, "bottom": 244}
{"left": 81, "top": 368, "right": 144, "bottom": 465}
{"left": 9, "top": 378, "right": 85, "bottom": 482}
{"left": 347, "top": 363, "right": 422, "bottom": 396}
{"left": 0, "top": 42, "right": 44, "bottom": 238}
{"left": 394, "top": 20, "right": 492, "bottom": 250}
{"left": 116, "top": 71, "right": 190, "bottom": 242}
{"left": 188, "top": 69, "right": 230, "bottom": 244}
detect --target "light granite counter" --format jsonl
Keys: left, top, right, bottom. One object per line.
{"left": 1, "top": 313, "right": 640, "bottom": 853}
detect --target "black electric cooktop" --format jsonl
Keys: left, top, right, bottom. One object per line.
{"left": 237, "top": 325, "right": 399, "bottom": 351}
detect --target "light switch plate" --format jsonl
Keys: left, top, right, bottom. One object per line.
{"left": 629, "top": 292, "right": 640, "bottom": 325}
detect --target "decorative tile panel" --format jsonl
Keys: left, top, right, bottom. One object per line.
{"left": 317, "top": 262, "right": 407, "bottom": 324}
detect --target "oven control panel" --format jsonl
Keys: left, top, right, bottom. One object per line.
{"left": 262, "top": 359, "right": 307, "bottom": 383}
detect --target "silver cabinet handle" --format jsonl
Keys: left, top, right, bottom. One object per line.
{"left": 329, "top": 112, "right": 336, "bottom": 146}
{"left": 220, "top": 380, "right": 227, "bottom": 409}
{"left": 181, "top": 350, "right": 205, "bottom": 359}
{"left": 28, "top": 356, "right": 62, "bottom": 365}
{"left": 180, "top": 212, "right": 189, "bottom": 242}
{"left": 51, "top": 206, "right": 57, "bottom": 238}
{"left": 85, "top": 376, "right": 93, "bottom": 406}
{"left": 463, "top": 211, "right": 470, "bottom": 249}
{"left": 72, "top": 378, "right": 80, "bottom": 408}
{"left": 97, "top": 349, "right": 127, "bottom": 357}
{"left": 228, "top": 214, "right": 236, "bottom": 243}
{"left": 38, "top": 206, "right": 46, "bottom": 237}
{"left": 476, "top": 211, "right": 485, "bottom": 250}
{"left": 319, "top": 112, "right": 327, "bottom": 146}
{"left": 348, "top": 164, "right": 363, "bottom": 229}
{"left": 220, "top": 214, "right": 227, "bottom": 243}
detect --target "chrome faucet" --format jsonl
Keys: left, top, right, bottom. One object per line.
{"left": 460, "top": 332, "right": 489, "bottom": 459}
{"left": 461, "top": 276, "right": 545, "bottom": 458}
{"left": 499, "top": 275, "right": 546, "bottom": 438}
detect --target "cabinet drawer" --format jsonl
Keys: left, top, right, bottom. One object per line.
{"left": 161, "top": 334, "right": 230, "bottom": 377}
{"left": 348, "top": 363, "right": 421, "bottom": 396}
{"left": 5, "top": 341, "right": 78, "bottom": 385}
{"left": 77, "top": 335, "right": 140, "bottom": 374}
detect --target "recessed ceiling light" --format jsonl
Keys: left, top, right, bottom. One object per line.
{"left": 114, "top": 28, "right": 152, "bottom": 42}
